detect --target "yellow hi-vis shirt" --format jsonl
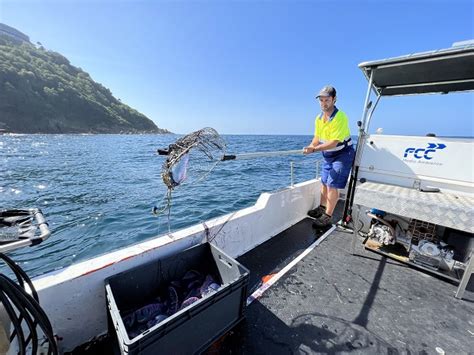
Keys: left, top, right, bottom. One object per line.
{"left": 314, "top": 107, "right": 352, "bottom": 152}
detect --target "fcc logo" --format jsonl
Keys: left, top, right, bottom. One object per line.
{"left": 403, "top": 143, "right": 446, "bottom": 160}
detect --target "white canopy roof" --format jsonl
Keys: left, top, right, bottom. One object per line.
{"left": 359, "top": 43, "right": 474, "bottom": 96}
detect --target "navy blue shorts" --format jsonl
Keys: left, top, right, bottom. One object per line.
{"left": 321, "top": 146, "right": 355, "bottom": 189}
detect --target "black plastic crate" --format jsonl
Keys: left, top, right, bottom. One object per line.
{"left": 105, "top": 242, "right": 249, "bottom": 355}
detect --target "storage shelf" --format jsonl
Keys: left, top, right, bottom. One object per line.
{"left": 364, "top": 241, "right": 462, "bottom": 284}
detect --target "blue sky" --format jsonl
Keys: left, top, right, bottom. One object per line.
{"left": 1, "top": 0, "right": 473, "bottom": 136}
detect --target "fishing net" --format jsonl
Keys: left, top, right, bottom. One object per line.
{"left": 154, "top": 128, "right": 226, "bottom": 217}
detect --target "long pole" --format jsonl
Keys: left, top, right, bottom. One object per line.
{"left": 221, "top": 149, "right": 304, "bottom": 161}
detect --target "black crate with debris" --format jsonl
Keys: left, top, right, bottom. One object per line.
{"left": 105, "top": 242, "right": 249, "bottom": 355}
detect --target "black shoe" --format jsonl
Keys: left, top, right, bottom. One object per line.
{"left": 308, "top": 205, "right": 326, "bottom": 219}
{"left": 312, "top": 213, "right": 332, "bottom": 228}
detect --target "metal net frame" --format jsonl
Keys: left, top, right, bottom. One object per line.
{"left": 154, "top": 128, "right": 226, "bottom": 222}
{"left": 161, "top": 127, "right": 226, "bottom": 190}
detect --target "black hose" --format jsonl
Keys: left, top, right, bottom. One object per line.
{"left": 3, "top": 275, "right": 42, "bottom": 354}
{"left": 0, "top": 252, "right": 40, "bottom": 349}
{"left": 0, "top": 253, "right": 58, "bottom": 354}
{"left": 0, "top": 277, "right": 39, "bottom": 354}
{"left": 0, "top": 287, "right": 27, "bottom": 354}
{"left": 0, "top": 253, "right": 38, "bottom": 302}
{"left": 0, "top": 274, "right": 57, "bottom": 354}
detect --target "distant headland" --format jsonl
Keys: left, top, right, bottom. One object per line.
{"left": 0, "top": 23, "right": 170, "bottom": 134}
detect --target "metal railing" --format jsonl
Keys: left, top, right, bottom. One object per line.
{"left": 289, "top": 159, "right": 322, "bottom": 188}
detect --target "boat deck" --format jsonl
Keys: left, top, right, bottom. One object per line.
{"left": 211, "top": 219, "right": 474, "bottom": 354}
{"left": 71, "top": 212, "right": 474, "bottom": 354}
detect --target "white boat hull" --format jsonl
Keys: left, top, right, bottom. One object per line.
{"left": 32, "top": 179, "right": 321, "bottom": 352}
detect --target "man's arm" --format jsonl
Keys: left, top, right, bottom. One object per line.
{"left": 313, "top": 139, "right": 339, "bottom": 151}
{"left": 310, "top": 136, "right": 320, "bottom": 147}
{"left": 304, "top": 137, "right": 340, "bottom": 154}
{"left": 304, "top": 136, "right": 320, "bottom": 154}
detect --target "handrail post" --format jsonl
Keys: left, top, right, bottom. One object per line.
{"left": 290, "top": 161, "right": 294, "bottom": 187}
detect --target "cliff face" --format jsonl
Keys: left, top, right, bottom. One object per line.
{"left": 0, "top": 26, "right": 169, "bottom": 134}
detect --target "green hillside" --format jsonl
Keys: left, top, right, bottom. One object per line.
{"left": 0, "top": 26, "right": 168, "bottom": 134}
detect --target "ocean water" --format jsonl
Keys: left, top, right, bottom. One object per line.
{"left": 0, "top": 134, "right": 323, "bottom": 277}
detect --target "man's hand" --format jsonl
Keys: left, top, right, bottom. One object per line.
{"left": 303, "top": 146, "right": 316, "bottom": 154}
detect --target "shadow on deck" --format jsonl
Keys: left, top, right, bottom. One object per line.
{"left": 211, "top": 218, "right": 473, "bottom": 354}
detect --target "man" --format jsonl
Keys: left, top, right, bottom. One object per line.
{"left": 303, "top": 85, "right": 354, "bottom": 227}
